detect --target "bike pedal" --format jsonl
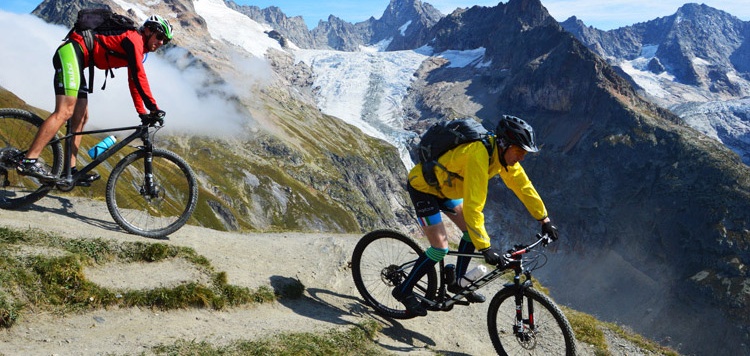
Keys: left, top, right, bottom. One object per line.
{"left": 75, "top": 181, "right": 92, "bottom": 187}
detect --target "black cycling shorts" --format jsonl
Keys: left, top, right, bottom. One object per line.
{"left": 52, "top": 41, "right": 88, "bottom": 99}
{"left": 407, "top": 180, "right": 462, "bottom": 226}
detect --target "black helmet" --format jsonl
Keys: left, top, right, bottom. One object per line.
{"left": 495, "top": 115, "right": 539, "bottom": 153}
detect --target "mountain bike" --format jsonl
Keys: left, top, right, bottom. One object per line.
{"left": 351, "top": 229, "right": 576, "bottom": 355}
{"left": 0, "top": 108, "right": 198, "bottom": 238}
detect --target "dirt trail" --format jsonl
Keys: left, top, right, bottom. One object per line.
{"left": 0, "top": 194, "right": 621, "bottom": 355}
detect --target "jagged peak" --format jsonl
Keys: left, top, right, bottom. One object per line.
{"left": 380, "top": 0, "right": 442, "bottom": 24}
{"left": 663, "top": 2, "right": 743, "bottom": 27}
{"left": 676, "top": 2, "right": 727, "bottom": 17}
{"left": 560, "top": 15, "right": 587, "bottom": 28}
{"left": 386, "top": 0, "right": 430, "bottom": 13}
{"left": 504, "top": 0, "right": 558, "bottom": 28}
{"left": 321, "top": 14, "right": 347, "bottom": 25}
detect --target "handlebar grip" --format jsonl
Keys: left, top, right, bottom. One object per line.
{"left": 536, "top": 233, "right": 552, "bottom": 246}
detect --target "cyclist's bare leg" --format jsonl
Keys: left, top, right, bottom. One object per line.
{"left": 444, "top": 203, "right": 467, "bottom": 230}
{"left": 25, "top": 95, "right": 78, "bottom": 159}
{"left": 68, "top": 99, "right": 88, "bottom": 167}
{"left": 422, "top": 222, "right": 450, "bottom": 249}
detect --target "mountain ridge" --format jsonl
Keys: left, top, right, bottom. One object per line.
{"left": 10, "top": 0, "right": 750, "bottom": 354}
{"left": 560, "top": 3, "right": 750, "bottom": 164}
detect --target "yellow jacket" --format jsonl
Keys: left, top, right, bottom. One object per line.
{"left": 408, "top": 137, "right": 547, "bottom": 250}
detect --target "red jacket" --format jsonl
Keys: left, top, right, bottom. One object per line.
{"left": 69, "top": 30, "right": 159, "bottom": 115}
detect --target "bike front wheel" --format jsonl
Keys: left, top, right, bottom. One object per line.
{"left": 487, "top": 286, "right": 576, "bottom": 355}
{"left": 351, "top": 229, "right": 438, "bottom": 319}
{"left": 0, "top": 108, "right": 62, "bottom": 209}
{"left": 106, "top": 148, "right": 198, "bottom": 238}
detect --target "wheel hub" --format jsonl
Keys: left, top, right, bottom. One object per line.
{"left": 381, "top": 265, "right": 404, "bottom": 287}
{"left": 514, "top": 325, "right": 537, "bottom": 349}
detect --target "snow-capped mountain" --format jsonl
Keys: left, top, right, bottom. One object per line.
{"left": 672, "top": 98, "right": 750, "bottom": 163}
{"left": 12, "top": 0, "right": 750, "bottom": 354}
{"left": 228, "top": 0, "right": 442, "bottom": 51}
{"left": 561, "top": 3, "right": 750, "bottom": 164}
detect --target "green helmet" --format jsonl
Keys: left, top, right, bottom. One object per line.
{"left": 143, "top": 15, "right": 173, "bottom": 41}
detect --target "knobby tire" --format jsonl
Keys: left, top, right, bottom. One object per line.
{"left": 0, "top": 108, "right": 62, "bottom": 209}
{"left": 351, "top": 229, "right": 438, "bottom": 319}
{"left": 106, "top": 148, "right": 197, "bottom": 238}
{"left": 487, "top": 286, "right": 576, "bottom": 355}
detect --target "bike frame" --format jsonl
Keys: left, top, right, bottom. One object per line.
{"left": 49, "top": 121, "right": 155, "bottom": 192}
{"left": 418, "top": 237, "right": 548, "bottom": 331}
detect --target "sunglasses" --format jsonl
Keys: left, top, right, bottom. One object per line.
{"left": 146, "top": 24, "right": 170, "bottom": 44}
{"left": 155, "top": 32, "right": 170, "bottom": 44}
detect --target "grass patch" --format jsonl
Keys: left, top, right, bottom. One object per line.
{"left": 606, "top": 322, "right": 680, "bottom": 356}
{"left": 0, "top": 226, "right": 275, "bottom": 328}
{"left": 564, "top": 307, "right": 680, "bottom": 356}
{"left": 152, "top": 319, "right": 384, "bottom": 355}
{"left": 565, "top": 307, "right": 608, "bottom": 355}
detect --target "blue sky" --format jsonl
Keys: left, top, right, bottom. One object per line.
{"left": 2, "top": 0, "right": 749, "bottom": 30}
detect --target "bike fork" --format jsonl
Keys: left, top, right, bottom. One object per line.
{"left": 513, "top": 277, "right": 535, "bottom": 339}
{"left": 141, "top": 151, "right": 158, "bottom": 197}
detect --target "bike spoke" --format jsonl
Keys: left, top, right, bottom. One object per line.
{"left": 351, "top": 230, "right": 438, "bottom": 319}
{"left": 107, "top": 149, "right": 197, "bottom": 237}
{"left": 489, "top": 288, "right": 574, "bottom": 355}
{"left": 0, "top": 109, "right": 61, "bottom": 208}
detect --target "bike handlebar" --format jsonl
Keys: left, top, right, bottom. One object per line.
{"left": 504, "top": 233, "right": 552, "bottom": 261}
{"left": 140, "top": 110, "right": 165, "bottom": 127}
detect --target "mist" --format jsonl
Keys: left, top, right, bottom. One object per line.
{"left": 0, "top": 10, "right": 253, "bottom": 137}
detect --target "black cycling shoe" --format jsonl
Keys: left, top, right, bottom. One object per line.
{"left": 447, "top": 283, "right": 486, "bottom": 303}
{"left": 392, "top": 288, "right": 428, "bottom": 316}
{"left": 16, "top": 160, "right": 56, "bottom": 181}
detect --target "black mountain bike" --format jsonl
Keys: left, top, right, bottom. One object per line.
{"left": 351, "top": 229, "right": 576, "bottom": 355}
{"left": 0, "top": 108, "right": 198, "bottom": 238}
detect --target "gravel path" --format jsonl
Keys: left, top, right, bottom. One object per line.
{"left": 0, "top": 194, "right": 622, "bottom": 355}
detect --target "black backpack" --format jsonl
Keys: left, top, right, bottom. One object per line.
{"left": 66, "top": 8, "right": 138, "bottom": 93}
{"left": 417, "top": 118, "right": 494, "bottom": 187}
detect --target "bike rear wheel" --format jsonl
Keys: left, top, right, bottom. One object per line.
{"left": 0, "top": 108, "right": 62, "bottom": 209}
{"left": 106, "top": 148, "right": 197, "bottom": 238}
{"left": 351, "top": 229, "right": 438, "bottom": 319}
{"left": 487, "top": 286, "right": 576, "bottom": 355}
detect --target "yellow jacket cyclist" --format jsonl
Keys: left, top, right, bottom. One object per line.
{"left": 393, "top": 115, "right": 558, "bottom": 316}
{"left": 408, "top": 134, "right": 547, "bottom": 250}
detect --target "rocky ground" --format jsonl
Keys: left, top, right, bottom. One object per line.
{"left": 0, "top": 194, "right": 658, "bottom": 355}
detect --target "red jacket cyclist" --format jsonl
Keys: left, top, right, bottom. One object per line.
{"left": 17, "top": 14, "right": 174, "bottom": 182}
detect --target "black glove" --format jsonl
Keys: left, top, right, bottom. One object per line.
{"left": 139, "top": 110, "right": 166, "bottom": 126}
{"left": 481, "top": 247, "right": 506, "bottom": 266}
{"left": 541, "top": 220, "right": 559, "bottom": 241}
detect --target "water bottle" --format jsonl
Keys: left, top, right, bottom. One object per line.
{"left": 88, "top": 135, "right": 117, "bottom": 158}
{"left": 458, "top": 264, "right": 488, "bottom": 288}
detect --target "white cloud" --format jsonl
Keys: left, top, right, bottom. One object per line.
{"left": 0, "top": 10, "right": 247, "bottom": 137}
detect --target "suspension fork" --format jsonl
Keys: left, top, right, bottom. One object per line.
{"left": 139, "top": 128, "right": 157, "bottom": 197}
{"left": 513, "top": 268, "right": 535, "bottom": 336}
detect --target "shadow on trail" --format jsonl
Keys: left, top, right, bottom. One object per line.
{"left": 17, "top": 194, "right": 122, "bottom": 234}
{"left": 269, "top": 276, "right": 469, "bottom": 355}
